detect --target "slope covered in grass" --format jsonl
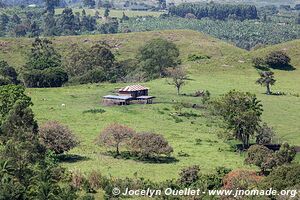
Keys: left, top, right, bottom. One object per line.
{"left": 0, "top": 30, "right": 299, "bottom": 182}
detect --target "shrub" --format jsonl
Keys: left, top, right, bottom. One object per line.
{"left": 0, "top": 60, "right": 19, "bottom": 85}
{"left": 265, "top": 51, "right": 291, "bottom": 70}
{"left": 245, "top": 145, "right": 274, "bottom": 173}
{"left": 256, "top": 123, "right": 275, "bottom": 145}
{"left": 261, "top": 164, "right": 300, "bottom": 190}
{"left": 96, "top": 123, "right": 135, "bottom": 155}
{"left": 39, "top": 121, "right": 79, "bottom": 154}
{"left": 87, "top": 170, "right": 102, "bottom": 191}
{"left": 179, "top": 165, "right": 200, "bottom": 186}
{"left": 223, "top": 169, "right": 263, "bottom": 190}
{"left": 130, "top": 132, "right": 173, "bottom": 158}
{"left": 188, "top": 54, "right": 211, "bottom": 61}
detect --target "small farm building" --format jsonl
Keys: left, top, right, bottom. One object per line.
{"left": 103, "top": 85, "right": 155, "bottom": 105}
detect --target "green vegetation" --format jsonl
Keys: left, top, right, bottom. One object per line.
{"left": 169, "top": 3, "right": 258, "bottom": 21}
{"left": 0, "top": 30, "right": 299, "bottom": 197}
{"left": 121, "top": 17, "right": 300, "bottom": 49}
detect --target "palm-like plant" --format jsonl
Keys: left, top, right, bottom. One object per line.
{"left": 256, "top": 71, "right": 276, "bottom": 95}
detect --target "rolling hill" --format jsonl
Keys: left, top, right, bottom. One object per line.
{"left": 0, "top": 30, "right": 299, "bottom": 183}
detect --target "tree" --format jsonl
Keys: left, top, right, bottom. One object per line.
{"left": 104, "top": 7, "right": 110, "bottom": 18}
{"left": 23, "top": 38, "right": 68, "bottom": 88}
{"left": 0, "top": 60, "right": 19, "bottom": 86}
{"left": 256, "top": 71, "right": 276, "bottom": 95}
{"left": 213, "top": 91, "right": 263, "bottom": 149}
{"left": 265, "top": 51, "right": 291, "bottom": 70}
{"left": 26, "top": 38, "right": 61, "bottom": 70}
{"left": 58, "top": 8, "right": 76, "bottom": 35}
{"left": 130, "top": 132, "right": 173, "bottom": 158}
{"left": 179, "top": 165, "right": 200, "bottom": 186}
{"left": 138, "top": 38, "right": 180, "bottom": 79}
{"left": 39, "top": 121, "right": 79, "bottom": 154}
{"left": 96, "top": 123, "right": 135, "bottom": 155}
{"left": 44, "top": 0, "right": 60, "bottom": 12}
{"left": 256, "top": 123, "right": 275, "bottom": 145}
{"left": 65, "top": 43, "right": 118, "bottom": 83}
{"left": 166, "top": 67, "right": 188, "bottom": 95}
{"left": 0, "top": 85, "right": 32, "bottom": 123}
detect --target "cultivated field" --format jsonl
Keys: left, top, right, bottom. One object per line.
{"left": 0, "top": 30, "right": 299, "bottom": 182}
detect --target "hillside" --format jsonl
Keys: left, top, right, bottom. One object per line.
{"left": 0, "top": 30, "right": 299, "bottom": 184}
{"left": 0, "top": 29, "right": 245, "bottom": 68}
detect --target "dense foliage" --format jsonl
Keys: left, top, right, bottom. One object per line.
{"left": 0, "top": 84, "right": 83, "bottom": 199}
{"left": 0, "top": 60, "right": 19, "bottom": 86}
{"left": 137, "top": 38, "right": 180, "bottom": 79}
{"left": 121, "top": 17, "right": 300, "bottom": 50}
{"left": 23, "top": 38, "right": 68, "bottom": 87}
{"left": 169, "top": 3, "right": 258, "bottom": 21}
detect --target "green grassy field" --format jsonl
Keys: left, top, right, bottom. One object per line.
{"left": 0, "top": 30, "right": 299, "bottom": 184}
{"left": 55, "top": 8, "right": 162, "bottom": 18}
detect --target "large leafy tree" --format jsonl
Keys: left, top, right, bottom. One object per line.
{"left": 256, "top": 71, "right": 276, "bottom": 95}
{"left": 214, "top": 90, "right": 263, "bottom": 148}
{"left": 23, "top": 38, "right": 68, "bottom": 87}
{"left": 138, "top": 38, "right": 180, "bottom": 79}
{"left": 26, "top": 38, "right": 61, "bottom": 71}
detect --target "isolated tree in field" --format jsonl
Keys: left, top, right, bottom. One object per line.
{"left": 213, "top": 91, "right": 263, "bottom": 149}
{"left": 256, "top": 71, "right": 276, "bottom": 95}
{"left": 39, "top": 121, "right": 79, "bottom": 154}
{"left": 138, "top": 38, "right": 180, "bottom": 79}
{"left": 256, "top": 123, "right": 275, "bottom": 145}
{"left": 166, "top": 67, "right": 188, "bottom": 95}
{"left": 130, "top": 132, "right": 173, "bottom": 158}
{"left": 97, "top": 123, "right": 135, "bottom": 155}
{"left": 265, "top": 51, "right": 291, "bottom": 70}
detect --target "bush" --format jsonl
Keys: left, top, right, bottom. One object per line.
{"left": 179, "top": 165, "right": 200, "bottom": 186}
{"left": 223, "top": 169, "right": 263, "bottom": 190}
{"left": 245, "top": 145, "right": 274, "bottom": 173}
{"left": 188, "top": 54, "right": 211, "bottom": 61}
{"left": 261, "top": 164, "right": 300, "bottom": 190}
{"left": 130, "top": 132, "right": 173, "bottom": 158}
{"left": 39, "top": 121, "right": 79, "bottom": 154}
{"left": 265, "top": 51, "right": 291, "bottom": 70}
{"left": 256, "top": 123, "right": 275, "bottom": 145}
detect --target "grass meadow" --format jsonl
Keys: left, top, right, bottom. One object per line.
{"left": 0, "top": 30, "right": 299, "bottom": 183}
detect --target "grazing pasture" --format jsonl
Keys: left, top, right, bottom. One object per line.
{"left": 1, "top": 30, "right": 299, "bottom": 182}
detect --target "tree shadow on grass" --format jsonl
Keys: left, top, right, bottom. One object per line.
{"left": 255, "top": 64, "right": 296, "bottom": 71}
{"left": 102, "top": 151, "right": 179, "bottom": 164}
{"left": 57, "top": 154, "right": 90, "bottom": 163}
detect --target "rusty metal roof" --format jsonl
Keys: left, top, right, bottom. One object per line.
{"left": 119, "top": 85, "right": 149, "bottom": 92}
